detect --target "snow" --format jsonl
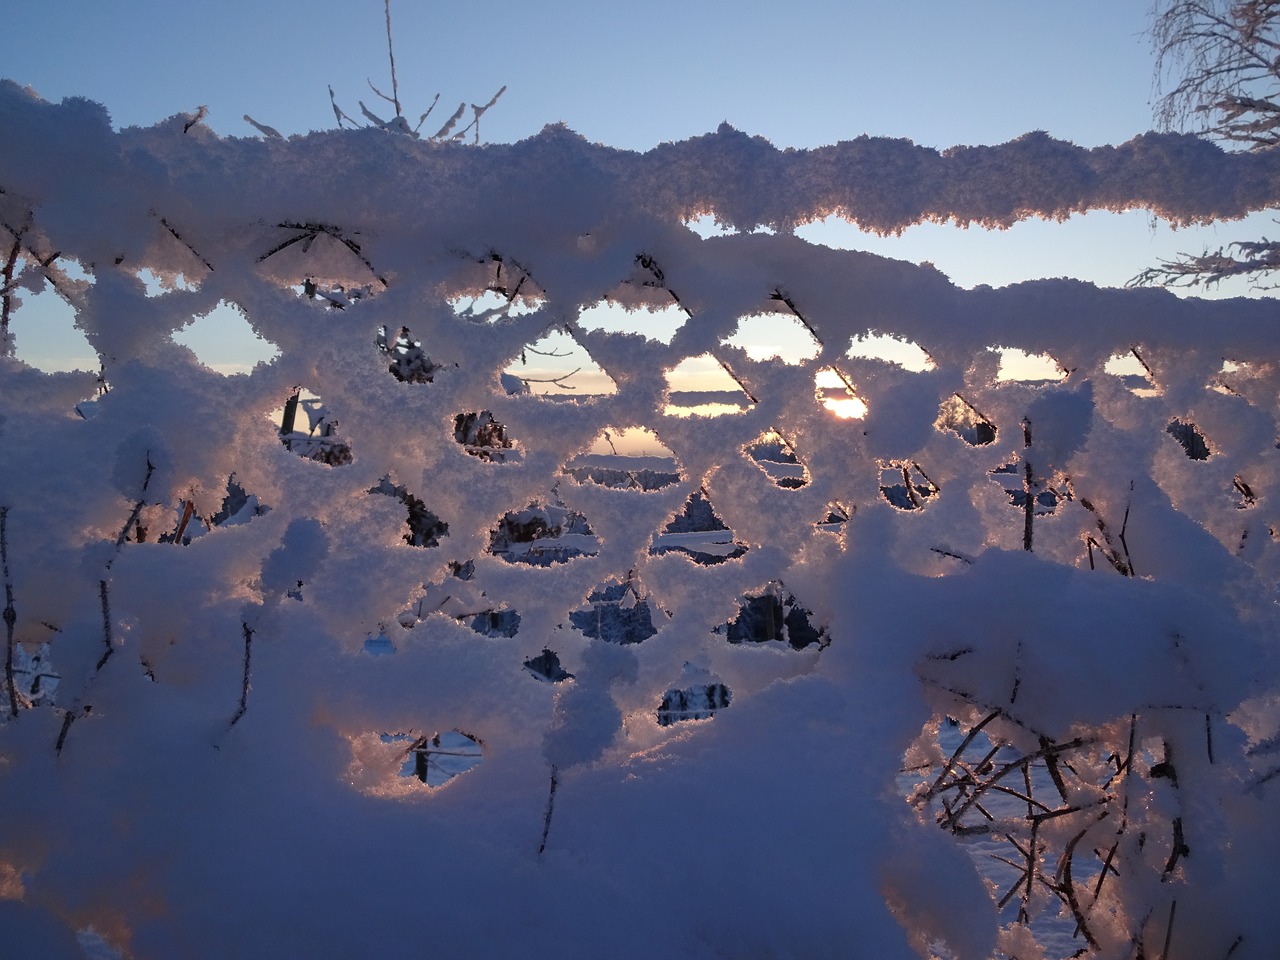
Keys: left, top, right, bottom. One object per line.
{"left": 1, "top": 78, "right": 1280, "bottom": 959}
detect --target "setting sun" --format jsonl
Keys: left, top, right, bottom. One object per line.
{"left": 815, "top": 367, "right": 868, "bottom": 419}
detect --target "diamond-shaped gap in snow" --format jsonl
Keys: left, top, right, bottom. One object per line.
{"left": 377, "top": 325, "right": 441, "bottom": 384}
{"left": 447, "top": 253, "right": 546, "bottom": 323}
{"left": 504, "top": 329, "right": 617, "bottom": 397}
{"left": 663, "top": 354, "right": 755, "bottom": 417}
{"left": 1104, "top": 350, "right": 1160, "bottom": 397}
{"left": 847, "top": 333, "right": 935, "bottom": 371}
{"left": 525, "top": 648, "right": 573, "bottom": 682}
{"left": 988, "top": 458, "right": 1072, "bottom": 514}
{"left": 649, "top": 489, "right": 747, "bottom": 565}
{"left": 993, "top": 347, "right": 1066, "bottom": 384}
{"left": 562, "top": 426, "right": 682, "bottom": 491}
{"left": 148, "top": 474, "right": 270, "bottom": 547}
{"left": 488, "top": 498, "right": 599, "bottom": 566}
{"left": 715, "top": 580, "right": 828, "bottom": 650}
{"left": 174, "top": 300, "right": 280, "bottom": 375}
{"left": 745, "top": 428, "right": 809, "bottom": 489}
{"left": 879, "top": 460, "right": 941, "bottom": 511}
{"left": 721, "top": 308, "right": 821, "bottom": 364}
{"left": 814, "top": 367, "right": 867, "bottom": 419}
{"left": 576, "top": 299, "right": 686, "bottom": 345}
{"left": 1209, "top": 358, "right": 1270, "bottom": 398}
{"left": 657, "top": 664, "right": 731, "bottom": 726}
{"left": 399, "top": 559, "right": 504, "bottom": 628}
{"left": 453, "top": 410, "right": 520, "bottom": 463}
{"left": 208, "top": 475, "right": 270, "bottom": 529}
{"left": 1166, "top": 418, "right": 1213, "bottom": 460}
{"left": 136, "top": 267, "right": 201, "bottom": 297}
{"left": 569, "top": 577, "right": 659, "bottom": 645}
{"left": 935, "top": 394, "right": 998, "bottom": 446}
{"left": 6, "top": 271, "right": 98, "bottom": 373}
{"left": 255, "top": 224, "right": 384, "bottom": 292}
{"left": 451, "top": 287, "right": 544, "bottom": 323}
{"left": 290, "top": 279, "right": 378, "bottom": 309}
{"left": 384, "top": 730, "right": 483, "bottom": 787}
{"left": 581, "top": 260, "right": 690, "bottom": 345}
{"left": 367, "top": 476, "right": 449, "bottom": 548}
{"left": 683, "top": 213, "right": 738, "bottom": 239}
{"left": 466, "top": 607, "right": 522, "bottom": 638}
{"left": 682, "top": 214, "right": 776, "bottom": 239}
{"left": 270, "top": 387, "right": 352, "bottom": 466}
{"left": 815, "top": 501, "right": 852, "bottom": 535}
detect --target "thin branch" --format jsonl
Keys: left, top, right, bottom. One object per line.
{"left": 1022, "top": 418, "right": 1035, "bottom": 551}
{"left": 919, "top": 709, "right": 1001, "bottom": 804}
{"left": 770, "top": 288, "right": 827, "bottom": 352}
{"left": 1162, "top": 817, "right": 1190, "bottom": 879}
{"left": 383, "top": 0, "right": 401, "bottom": 117}
{"left": 515, "top": 368, "right": 582, "bottom": 389}
{"left": 159, "top": 217, "right": 213, "bottom": 272}
{"left": 538, "top": 765, "right": 559, "bottom": 856}
{"left": 329, "top": 85, "right": 361, "bottom": 128}
{"left": 454, "top": 86, "right": 507, "bottom": 145}
{"left": 229, "top": 622, "right": 254, "bottom": 728}
{"left": 1, "top": 507, "right": 18, "bottom": 718}
{"left": 259, "top": 222, "right": 388, "bottom": 287}
{"left": 0, "top": 230, "right": 21, "bottom": 353}
{"left": 182, "top": 106, "right": 208, "bottom": 134}
{"left": 1058, "top": 812, "right": 1110, "bottom": 949}
{"left": 929, "top": 547, "right": 974, "bottom": 565}
{"left": 172, "top": 499, "right": 196, "bottom": 544}
{"left": 413, "top": 93, "right": 442, "bottom": 134}
{"left": 54, "top": 708, "right": 80, "bottom": 755}
{"left": 95, "top": 580, "right": 114, "bottom": 673}
{"left": 113, "top": 456, "right": 157, "bottom": 554}
{"left": 1161, "top": 899, "right": 1179, "bottom": 960}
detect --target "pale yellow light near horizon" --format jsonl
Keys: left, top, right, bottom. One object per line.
{"left": 814, "top": 368, "right": 868, "bottom": 419}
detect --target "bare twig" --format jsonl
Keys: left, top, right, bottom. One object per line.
{"left": 1022, "top": 418, "right": 1035, "bottom": 551}
{"left": 54, "top": 706, "right": 88, "bottom": 757}
{"left": 1162, "top": 817, "right": 1190, "bottom": 879}
{"left": 158, "top": 217, "right": 213, "bottom": 273}
{"left": 1, "top": 507, "right": 18, "bottom": 718}
{"left": 113, "top": 456, "right": 157, "bottom": 554}
{"left": 182, "top": 106, "right": 208, "bottom": 134}
{"left": 1080, "top": 491, "right": 1135, "bottom": 577}
{"left": 229, "top": 622, "right": 254, "bottom": 728}
{"left": 919, "top": 709, "right": 1001, "bottom": 804}
{"left": 172, "top": 499, "right": 196, "bottom": 544}
{"left": 514, "top": 368, "right": 582, "bottom": 390}
{"left": 538, "top": 765, "right": 559, "bottom": 856}
{"left": 382, "top": 0, "right": 401, "bottom": 117}
{"left": 1058, "top": 812, "right": 1110, "bottom": 949}
{"left": 455, "top": 87, "right": 507, "bottom": 145}
{"left": 1161, "top": 899, "right": 1179, "bottom": 960}
{"left": 95, "top": 580, "right": 114, "bottom": 673}
{"left": 0, "top": 229, "right": 21, "bottom": 353}
{"left": 259, "top": 222, "right": 388, "bottom": 287}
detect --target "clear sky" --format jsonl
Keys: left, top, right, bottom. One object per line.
{"left": 9, "top": 1, "right": 1159, "bottom": 150}
{"left": 5, "top": 1, "right": 1275, "bottom": 372}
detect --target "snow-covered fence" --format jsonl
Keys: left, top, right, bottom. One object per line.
{"left": 2, "top": 80, "right": 1280, "bottom": 959}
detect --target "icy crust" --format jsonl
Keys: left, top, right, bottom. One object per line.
{"left": 1, "top": 83, "right": 1280, "bottom": 959}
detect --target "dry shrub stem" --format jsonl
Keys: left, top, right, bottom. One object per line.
{"left": 1, "top": 507, "right": 18, "bottom": 718}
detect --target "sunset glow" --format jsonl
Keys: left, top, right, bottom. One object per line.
{"left": 815, "top": 367, "right": 868, "bottom": 419}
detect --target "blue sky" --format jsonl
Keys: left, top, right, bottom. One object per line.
{"left": 5, "top": 1, "right": 1274, "bottom": 371}
{"left": 10, "top": 1, "right": 1157, "bottom": 149}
